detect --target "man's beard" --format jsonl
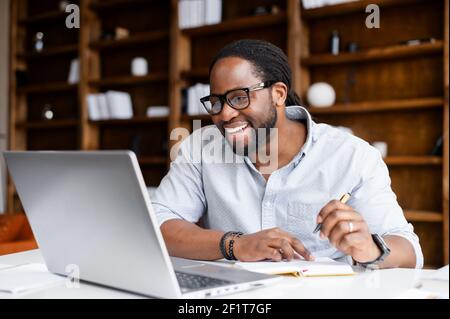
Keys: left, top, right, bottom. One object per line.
{"left": 225, "top": 103, "right": 278, "bottom": 156}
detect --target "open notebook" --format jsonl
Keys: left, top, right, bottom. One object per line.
{"left": 235, "top": 257, "right": 354, "bottom": 277}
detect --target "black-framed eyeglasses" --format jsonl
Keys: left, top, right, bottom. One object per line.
{"left": 200, "top": 81, "right": 275, "bottom": 115}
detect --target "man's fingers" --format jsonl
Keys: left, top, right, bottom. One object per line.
{"left": 338, "top": 232, "right": 363, "bottom": 253}
{"left": 328, "top": 220, "right": 363, "bottom": 248}
{"left": 264, "top": 247, "right": 282, "bottom": 261}
{"left": 320, "top": 210, "right": 362, "bottom": 238}
{"left": 317, "top": 200, "right": 352, "bottom": 223}
{"left": 268, "top": 238, "right": 295, "bottom": 261}
{"left": 290, "top": 238, "right": 314, "bottom": 261}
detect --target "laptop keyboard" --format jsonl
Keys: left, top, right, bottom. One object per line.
{"left": 175, "top": 271, "right": 234, "bottom": 291}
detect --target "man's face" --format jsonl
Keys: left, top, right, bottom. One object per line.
{"left": 209, "top": 57, "right": 277, "bottom": 155}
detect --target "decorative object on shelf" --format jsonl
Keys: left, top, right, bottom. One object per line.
{"left": 33, "top": 32, "right": 44, "bottom": 52}
{"left": 131, "top": 57, "right": 149, "bottom": 77}
{"left": 146, "top": 106, "right": 169, "bottom": 118}
{"left": 330, "top": 30, "right": 340, "bottom": 55}
{"left": 307, "top": 82, "right": 336, "bottom": 108}
{"left": 59, "top": 0, "right": 71, "bottom": 12}
{"left": 252, "top": 5, "right": 281, "bottom": 16}
{"left": 400, "top": 37, "right": 436, "bottom": 46}
{"left": 115, "top": 27, "right": 130, "bottom": 40}
{"left": 178, "top": 0, "right": 222, "bottom": 29}
{"left": 100, "top": 27, "right": 130, "bottom": 41}
{"left": 431, "top": 136, "right": 443, "bottom": 156}
{"left": 372, "top": 141, "right": 388, "bottom": 158}
{"left": 67, "top": 58, "right": 79, "bottom": 84}
{"left": 348, "top": 42, "right": 359, "bottom": 53}
{"left": 41, "top": 104, "right": 55, "bottom": 121}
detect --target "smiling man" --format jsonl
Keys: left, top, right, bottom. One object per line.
{"left": 152, "top": 39, "right": 423, "bottom": 269}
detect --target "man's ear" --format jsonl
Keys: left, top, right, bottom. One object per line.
{"left": 272, "top": 82, "right": 288, "bottom": 107}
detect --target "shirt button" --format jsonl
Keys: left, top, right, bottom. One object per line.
{"left": 265, "top": 201, "right": 272, "bottom": 208}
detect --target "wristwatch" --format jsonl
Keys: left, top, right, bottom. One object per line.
{"left": 357, "top": 234, "right": 391, "bottom": 268}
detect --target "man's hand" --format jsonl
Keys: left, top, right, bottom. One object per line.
{"left": 232, "top": 227, "right": 314, "bottom": 262}
{"left": 317, "top": 200, "right": 381, "bottom": 263}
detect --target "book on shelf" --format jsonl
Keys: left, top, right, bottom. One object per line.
{"left": 67, "top": 58, "right": 79, "bottom": 84}
{"left": 187, "top": 83, "right": 210, "bottom": 116}
{"left": 87, "top": 91, "right": 134, "bottom": 121}
{"left": 179, "top": 0, "right": 222, "bottom": 29}
{"left": 302, "top": 0, "right": 357, "bottom": 10}
{"left": 146, "top": 106, "right": 170, "bottom": 118}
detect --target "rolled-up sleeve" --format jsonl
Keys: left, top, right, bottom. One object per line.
{"left": 151, "top": 131, "right": 206, "bottom": 227}
{"left": 350, "top": 144, "right": 424, "bottom": 269}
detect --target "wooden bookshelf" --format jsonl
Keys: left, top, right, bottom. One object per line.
{"left": 17, "top": 44, "right": 78, "bottom": 59}
{"left": 384, "top": 156, "right": 442, "bottom": 166}
{"left": 404, "top": 210, "right": 443, "bottom": 223}
{"left": 308, "top": 98, "right": 443, "bottom": 114}
{"left": 301, "top": 0, "right": 426, "bottom": 19}
{"left": 18, "top": 10, "right": 67, "bottom": 25}
{"left": 92, "top": 116, "right": 168, "bottom": 126}
{"left": 89, "top": 0, "right": 149, "bottom": 11}
{"left": 181, "top": 13, "right": 287, "bottom": 37}
{"left": 89, "top": 30, "right": 169, "bottom": 50}
{"left": 17, "top": 82, "right": 78, "bottom": 94}
{"left": 88, "top": 74, "right": 169, "bottom": 88}
{"left": 299, "top": 0, "right": 448, "bottom": 268}
{"left": 302, "top": 41, "right": 444, "bottom": 66}
{"left": 7, "top": 0, "right": 448, "bottom": 267}
{"left": 16, "top": 119, "right": 79, "bottom": 129}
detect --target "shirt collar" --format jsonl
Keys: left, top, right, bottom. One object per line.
{"left": 285, "top": 105, "right": 316, "bottom": 167}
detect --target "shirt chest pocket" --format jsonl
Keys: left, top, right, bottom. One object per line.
{"left": 286, "top": 201, "right": 331, "bottom": 251}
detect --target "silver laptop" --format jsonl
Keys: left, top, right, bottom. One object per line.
{"left": 3, "top": 151, "right": 279, "bottom": 298}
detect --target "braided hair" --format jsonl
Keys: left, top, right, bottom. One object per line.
{"left": 209, "top": 39, "right": 302, "bottom": 106}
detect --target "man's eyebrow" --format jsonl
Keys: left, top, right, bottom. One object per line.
{"left": 210, "top": 86, "right": 245, "bottom": 95}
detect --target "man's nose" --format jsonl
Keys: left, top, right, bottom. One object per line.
{"left": 219, "top": 101, "right": 239, "bottom": 122}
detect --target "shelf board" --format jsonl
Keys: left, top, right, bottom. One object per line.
{"left": 181, "top": 68, "right": 209, "bottom": 80}
{"left": 404, "top": 210, "right": 443, "bottom": 223}
{"left": 302, "top": 0, "right": 426, "bottom": 19}
{"left": 16, "top": 119, "right": 78, "bottom": 130}
{"left": 90, "top": 30, "right": 169, "bottom": 50}
{"left": 19, "top": 11, "right": 67, "bottom": 24}
{"left": 302, "top": 41, "right": 443, "bottom": 66}
{"left": 92, "top": 116, "right": 168, "bottom": 126}
{"left": 182, "top": 13, "right": 287, "bottom": 37}
{"left": 308, "top": 97, "right": 443, "bottom": 114}
{"left": 89, "top": 74, "right": 169, "bottom": 88}
{"left": 138, "top": 156, "right": 167, "bottom": 165}
{"left": 17, "top": 82, "right": 78, "bottom": 94}
{"left": 181, "top": 114, "right": 212, "bottom": 122}
{"left": 90, "top": 0, "right": 149, "bottom": 11}
{"left": 384, "top": 156, "right": 443, "bottom": 166}
{"left": 17, "top": 44, "right": 78, "bottom": 59}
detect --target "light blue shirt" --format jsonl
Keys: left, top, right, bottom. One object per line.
{"left": 152, "top": 106, "right": 423, "bottom": 268}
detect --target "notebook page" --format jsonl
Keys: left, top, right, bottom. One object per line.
{"left": 235, "top": 257, "right": 354, "bottom": 277}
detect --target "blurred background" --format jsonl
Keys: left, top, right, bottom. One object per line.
{"left": 0, "top": 0, "right": 448, "bottom": 268}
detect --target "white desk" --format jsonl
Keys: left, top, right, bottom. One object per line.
{"left": 0, "top": 249, "right": 447, "bottom": 299}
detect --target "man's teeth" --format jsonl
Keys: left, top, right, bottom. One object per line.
{"left": 225, "top": 123, "right": 248, "bottom": 134}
